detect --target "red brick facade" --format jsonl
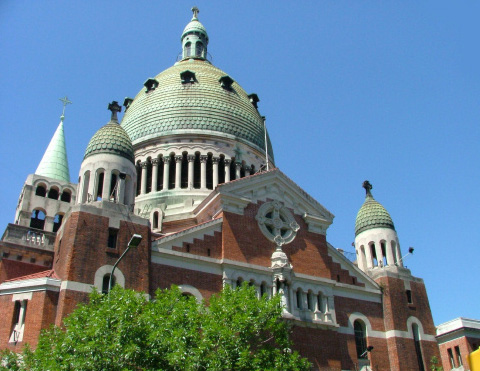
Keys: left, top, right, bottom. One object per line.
{"left": 0, "top": 172, "right": 442, "bottom": 370}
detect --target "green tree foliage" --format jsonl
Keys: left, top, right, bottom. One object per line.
{"left": 1, "top": 285, "right": 310, "bottom": 371}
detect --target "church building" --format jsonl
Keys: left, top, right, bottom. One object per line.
{"left": 0, "top": 9, "right": 441, "bottom": 370}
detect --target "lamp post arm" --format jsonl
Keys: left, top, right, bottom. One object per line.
{"left": 109, "top": 245, "right": 132, "bottom": 292}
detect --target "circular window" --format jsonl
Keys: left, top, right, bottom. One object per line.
{"left": 255, "top": 201, "right": 299, "bottom": 246}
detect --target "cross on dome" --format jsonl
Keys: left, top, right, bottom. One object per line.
{"left": 191, "top": 6, "right": 199, "bottom": 20}
{"left": 362, "top": 180, "right": 373, "bottom": 197}
{"left": 108, "top": 101, "right": 122, "bottom": 122}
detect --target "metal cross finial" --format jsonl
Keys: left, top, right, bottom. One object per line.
{"left": 362, "top": 180, "right": 373, "bottom": 196}
{"left": 191, "top": 6, "right": 199, "bottom": 19}
{"left": 59, "top": 96, "right": 72, "bottom": 121}
{"left": 108, "top": 101, "right": 122, "bottom": 122}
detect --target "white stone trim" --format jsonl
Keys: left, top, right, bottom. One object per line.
{"left": 178, "top": 284, "right": 203, "bottom": 302}
{"left": 12, "top": 292, "right": 33, "bottom": 301}
{"left": 94, "top": 265, "right": 125, "bottom": 291}
{"left": 0, "top": 277, "right": 61, "bottom": 295}
{"left": 60, "top": 280, "right": 93, "bottom": 293}
{"left": 437, "top": 317, "right": 480, "bottom": 336}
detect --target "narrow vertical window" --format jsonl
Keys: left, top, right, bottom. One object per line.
{"left": 296, "top": 290, "right": 303, "bottom": 309}
{"left": 107, "top": 228, "right": 118, "bottom": 249}
{"left": 455, "top": 346, "right": 462, "bottom": 366}
{"left": 412, "top": 324, "right": 425, "bottom": 371}
{"left": 102, "top": 274, "right": 115, "bottom": 294}
{"left": 447, "top": 348, "right": 455, "bottom": 368}
{"left": 354, "top": 320, "right": 367, "bottom": 359}
{"left": 406, "top": 290, "right": 413, "bottom": 304}
{"left": 96, "top": 172, "right": 104, "bottom": 200}
{"left": 9, "top": 300, "right": 27, "bottom": 343}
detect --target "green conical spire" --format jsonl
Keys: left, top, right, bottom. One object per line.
{"left": 35, "top": 118, "right": 71, "bottom": 182}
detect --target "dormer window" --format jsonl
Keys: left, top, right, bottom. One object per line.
{"left": 248, "top": 93, "right": 260, "bottom": 109}
{"left": 123, "top": 97, "right": 133, "bottom": 112}
{"left": 219, "top": 75, "right": 234, "bottom": 90}
{"left": 144, "top": 78, "right": 159, "bottom": 92}
{"left": 180, "top": 70, "right": 196, "bottom": 84}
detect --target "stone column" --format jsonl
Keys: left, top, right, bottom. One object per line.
{"left": 235, "top": 162, "right": 242, "bottom": 179}
{"left": 163, "top": 157, "right": 170, "bottom": 190}
{"left": 140, "top": 162, "right": 148, "bottom": 195}
{"left": 224, "top": 159, "right": 231, "bottom": 182}
{"left": 200, "top": 155, "right": 208, "bottom": 189}
{"left": 187, "top": 155, "right": 195, "bottom": 189}
{"left": 118, "top": 177, "right": 125, "bottom": 204}
{"left": 212, "top": 157, "right": 219, "bottom": 188}
{"left": 151, "top": 158, "right": 159, "bottom": 192}
{"left": 385, "top": 241, "right": 394, "bottom": 266}
{"left": 395, "top": 243, "right": 403, "bottom": 267}
{"left": 375, "top": 242, "right": 384, "bottom": 267}
{"left": 103, "top": 171, "right": 112, "bottom": 200}
{"left": 175, "top": 156, "right": 182, "bottom": 189}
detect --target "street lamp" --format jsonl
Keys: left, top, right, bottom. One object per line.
{"left": 109, "top": 234, "right": 142, "bottom": 292}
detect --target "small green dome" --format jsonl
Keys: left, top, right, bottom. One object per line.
{"left": 182, "top": 19, "right": 208, "bottom": 40}
{"left": 84, "top": 121, "right": 134, "bottom": 164}
{"left": 355, "top": 181, "right": 395, "bottom": 236}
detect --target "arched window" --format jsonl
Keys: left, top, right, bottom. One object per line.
{"left": 185, "top": 42, "right": 192, "bottom": 57}
{"left": 236, "top": 277, "right": 243, "bottom": 288}
{"left": 240, "top": 163, "right": 246, "bottom": 178}
{"left": 354, "top": 320, "right": 367, "bottom": 359}
{"left": 181, "top": 153, "right": 188, "bottom": 188}
{"left": 296, "top": 289, "right": 303, "bottom": 309}
{"left": 412, "top": 323, "right": 425, "bottom": 371}
{"left": 102, "top": 274, "right": 116, "bottom": 294}
{"left": 218, "top": 156, "right": 225, "bottom": 184}
{"left": 194, "top": 153, "right": 201, "bottom": 189}
{"left": 307, "top": 291, "right": 314, "bottom": 311}
{"left": 146, "top": 158, "right": 152, "bottom": 194}
{"left": 157, "top": 156, "right": 164, "bottom": 191}
{"left": 30, "top": 209, "right": 46, "bottom": 230}
{"left": 317, "top": 292, "right": 324, "bottom": 312}
{"left": 136, "top": 161, "right": 142, "bottom": 196}
{"left": 48, "top": 187, "right": 59, "bottom": 200}
{"left": 206, "top": 153, "right": 213, "bottom": 189}
{"left": 260, "top": 282, "right": 267, "bottom": 297}
{"left": 153, "top": 211, "right": 159, "bottom": 229}
{"left": 230, "top": 158, "right": 236, "bottom": 180}
{"left": 53, "top": 214, "right": 63, "bottom": 233}
{"left": 96, "top": 172, "right": 104, "bottom": 200}
{"left": 381, "top": 241, "right": 387, "bottom": 266}
{"left": 35, "top": 184, "right": 46, "bottom": 197}
{"left": 168, "top": 154, "right": 176, "bottom": 189}
{"left": 370, "top": 243, "right": 378, "bottom": 266}
{"left": 60, "top": 189, "right": 71, "bottom": 202}
{"left": 195, "top": 41, "right": 203, "bottom": 57}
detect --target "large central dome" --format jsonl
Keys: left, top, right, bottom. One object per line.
{"left": 118, "top": 9, "right": 275, "bottom": 224}
{"left": 121, "top": 60, "right": 273, "bottom": 157}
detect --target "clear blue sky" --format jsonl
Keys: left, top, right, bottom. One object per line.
{"left": 1, "top": 1, "right": 478, "bottom": 325}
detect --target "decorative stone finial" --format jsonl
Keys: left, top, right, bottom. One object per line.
{"left": 59, "top": 96, "right": 72, "bottom": 122}
{"left": 362, "top": 180, "right": 373, "bottom": 197}
{"left": 108, "top": 101, "right": 122, "bottom": 122}
{"left": 191, "top": 6, "right": 199, "bottom": 20}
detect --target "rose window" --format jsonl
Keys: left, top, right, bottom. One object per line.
{"left": 256, "top": 201, "right": 299, "bottom": 246}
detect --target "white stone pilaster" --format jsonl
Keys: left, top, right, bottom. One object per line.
{"left": 151, "top": 158, "right": 159, "bottom": 192}
{"left": 163, "top": 157, "right": 170, "bottom": 190}
{"left": 175, "top": 156, "right": 182, "bottom": 189}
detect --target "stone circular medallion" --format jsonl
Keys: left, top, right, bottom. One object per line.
{"left": 255, "top": 201, "right": 299, "bottom": 246}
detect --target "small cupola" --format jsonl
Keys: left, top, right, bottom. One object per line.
{"left": 181, "top": 7, "right": 209, "bottom": 60}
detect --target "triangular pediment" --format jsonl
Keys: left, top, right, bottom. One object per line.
{"left": 195, "top": 168, "right": 334, "bottom": 234}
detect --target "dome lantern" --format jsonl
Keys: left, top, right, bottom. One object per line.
{"left": 181, "top": 7, "right": 209, "bottom": 60}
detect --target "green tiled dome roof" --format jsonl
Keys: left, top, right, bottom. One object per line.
{"left": 120, "top": 60, "right": 274, "bottom": 160}
{"left": 84, "top": 121, "right": 134, "bottom": 163}
{"left": 182, "top": 19, "right": 208, "bottom": 40}
{"left": 355, "top": 183, "right": 395, "bottom": 236}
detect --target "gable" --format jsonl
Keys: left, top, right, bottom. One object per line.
{"left": 195, "top": 168, "right": 334, "bottom": 235}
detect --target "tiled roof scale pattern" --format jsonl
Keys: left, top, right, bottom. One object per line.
{"left": 84, "top": 121, "right": 135, "bottom": 163}
{"left": 120, "top": 60, "right": 274, "bottom": 160}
